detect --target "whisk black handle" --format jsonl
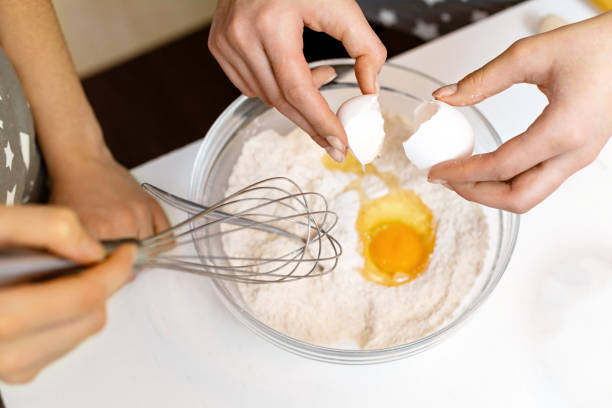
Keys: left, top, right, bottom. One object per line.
{"left": 0, "top": 239, "right": 138, "bottom": 286}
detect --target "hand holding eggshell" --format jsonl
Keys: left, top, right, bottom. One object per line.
{"left": 428, "top": 11, "right": 612, "bottom": 213}
{"left": 208, "top": 0, "right": 387, "bottom": 162}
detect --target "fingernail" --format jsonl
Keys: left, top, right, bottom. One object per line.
{"left": 325, "top": 146, "right": 345, "bottom": 163}
{"left": 433, "top": 83, "right": 458, "bottom": 98}
{"left": 323, "top": 73, "right": 338, "bottom": 86}
{"left": 326, "top": 136, "right": 346, "bottom": 152}
{"left": 374, "top": 76, "right": 380, "bottom": 93}
{"left": 428, "top": 178, "right": 446, "bottom": 184}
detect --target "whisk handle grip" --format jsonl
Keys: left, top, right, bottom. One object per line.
{"left": 0, "top": 239, "right": 138, "bottom": 286}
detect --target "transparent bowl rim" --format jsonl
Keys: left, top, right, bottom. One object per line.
{"left": 189, "top": 58, "right": 520, "bottom": 364}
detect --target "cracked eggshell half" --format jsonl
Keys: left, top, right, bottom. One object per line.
{"left": 402, "top": 100, "right": 474, "bottom": 169}
{"left": 336, "top": 94, "right": 386, "bottom": 166}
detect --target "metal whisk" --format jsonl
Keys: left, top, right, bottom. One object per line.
{"left": 0, "top": 177, "right": 342, "bottom": 285}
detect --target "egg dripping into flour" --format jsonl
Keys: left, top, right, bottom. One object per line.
{"left": 356, "top": 190, "right": 436, "bottom": 286}
{"left": 322, "top": 152, "right": 436, "bottom": 286}
{"left": 329, "top": 93, "right": 477, "bottom": 285}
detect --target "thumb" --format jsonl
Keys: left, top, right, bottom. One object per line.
{"left": 81, "top": 244, "right": 137, "bottom": 297}
{"left": 433, "top": 38, "right": 545, "bottom": 106}
{"left": 0, "top": 205, "right": 105, "bottom": 264}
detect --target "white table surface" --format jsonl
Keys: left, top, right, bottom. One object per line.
{"left": 4, "top": 0, "right": 612, "bottom": 406}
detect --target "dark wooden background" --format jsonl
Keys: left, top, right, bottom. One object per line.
{"left": 81, "top": 1, "right": 523, "bottom": 169}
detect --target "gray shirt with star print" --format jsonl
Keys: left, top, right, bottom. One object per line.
{"left": 0, "top": 47, "right": 44, "bottom": 205}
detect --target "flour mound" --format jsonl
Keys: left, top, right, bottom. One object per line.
{"left": 223, "top": 113, "right": 489, "bottom": 349}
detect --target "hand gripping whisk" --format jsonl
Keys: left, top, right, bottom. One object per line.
{"left": 0, "top": 177, "right": 342, "bottom": 285}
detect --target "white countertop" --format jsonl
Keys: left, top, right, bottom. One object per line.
{"left": 4, "top": 0, "right": 612, "bottom": 406}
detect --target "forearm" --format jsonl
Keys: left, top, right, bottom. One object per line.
{"left": 0, "top": 0, "right": 111, "bottom": 179}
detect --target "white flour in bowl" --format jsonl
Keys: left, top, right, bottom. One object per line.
{"left": 223, "top": 112, "right": 489, "bottom": 349}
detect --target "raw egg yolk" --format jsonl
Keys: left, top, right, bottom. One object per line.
{"left": 321, "top": 150, "right": 435, "bottom": 286}
{"left": 369, "top": 222, "right": 424, "bottom": 275}
{"left": 356, "top": 190, "right": 436, "bottom": 287}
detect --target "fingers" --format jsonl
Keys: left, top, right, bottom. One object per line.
{"left": 80, "top": 210, "right": 131, "bottom": 241}
{"left": 433, "top": 38, "right": 549, "bottom": 106}
{"left": 426, "top": 15, "right": 612, "bottom": 213}
{"left": 210, "top": 52, "right": 256, "bottom": 97}
{"left": 307, "top": 1, "right": 387, "bottom": 94}
{"left": 231, "top": 34, "right": 324, "bottom": 142}
{"left": 0, "top": 244, "right": 134, "bottom": 384}
{"left": 81, "top": 208, "right": 141, "bottom": 241}
{"left": 446, "top": 148, "right": 592, "bottom": 213}
{"left": 0, "top": 244, "right": 135, "bottom": 337}
{"left": 208, "top": 5, "right": 256, "bottom": 97}
{"left": 311, "top": 65, "right": 337, "bottom": 88}
{"left": 210, "top": 9, "right": 342, "bottom": 155}
{"left": 428, "top": 105, "right": 569, "bottom": 183}
{"left": 262, "top": 28, "right": 349, "bottom": 151}
{"left": 0, "top": 205, "right": 104, "bottom": 264}
{"left": 80, "top": 198, "right": 160, "bottom": 240}
{"left": 209, "top": 0, "right": 379, "bottom": 160}
{"left": 212, "top": 36, "right": 266, "bottom": 100}
{"left": 81, "top": 243, "right": 136, "bottom": 296}
{"left": 149, "top": 197, "right": 171, "bottom": 234}
{"left": 127, "top": 202, "right": 153, "bottom": 240}
{"left": 0, "top": 308, "right": 107, "bottom": 384}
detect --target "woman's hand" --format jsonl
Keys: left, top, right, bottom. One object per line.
{"left": 428, "top": 12, "right": 612, "bottom": 213}
{"left": 49, "top": 153, "right": 170, "bottom": 240}
{"left": 208, "top": 0, "right": 387, "bottom": 162}
{"left": 0, "top": 205, "right": 135, "bottom": 384}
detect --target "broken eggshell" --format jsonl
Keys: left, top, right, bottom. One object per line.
{"left": 402, "top": 100, "right": 475, "bottom": 169}
{"left": 336, "top": 94, "right": 386, "bottom": 166}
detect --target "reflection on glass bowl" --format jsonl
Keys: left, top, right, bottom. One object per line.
{"left": 189, "top": 59, "right": 519, "bottom": 365}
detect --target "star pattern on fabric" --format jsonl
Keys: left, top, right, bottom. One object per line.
{"left": 0, "top": 119, "right": 3, "bottom": 129}
{"left": 471, "top": 9, "right": 489, "bottom": 23}
{"left": 6, "top": 184, "right": 15, "bottom": 205}
{"left": 377, "top": 8, "right": 398, "bottom": 27}
{"left": 422, "top": 0, "right": 445, "bottom": 6}
{"left": 4, "top": 141, "right": 14, "bottom": 170}
{"left": 412, "top": 19, "right": 439, "bottom": 41}
{"left": 19, "top": 132, "right": 30, "bottom": 170}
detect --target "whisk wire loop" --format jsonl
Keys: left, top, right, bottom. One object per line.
{"left": 139, "top": 177, "right": 342, "bottom": 283}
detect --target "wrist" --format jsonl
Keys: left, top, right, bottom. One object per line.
{"left": 42, "top": 125, "right": 116, "bottom": 182}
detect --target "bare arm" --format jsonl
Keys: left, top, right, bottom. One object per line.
{"left": 0, "top": 0, "right": 109, "bottom": 170}
{"left": 0, "top": 0, "right": 169, "bottom": 238}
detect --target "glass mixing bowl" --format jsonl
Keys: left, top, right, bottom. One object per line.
{"left": 189, "top": 59, "right": 519, "bottom": 364}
